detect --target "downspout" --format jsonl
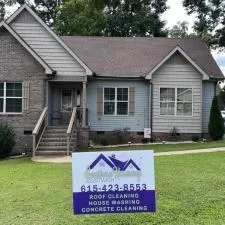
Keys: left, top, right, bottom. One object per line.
{"left": 149, "top": 81, "right": 153, "bottom": 141}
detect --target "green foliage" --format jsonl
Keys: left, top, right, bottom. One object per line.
{"left": 191, "top": 134, "right": 200, "bottom": 142}
{"left": 55, "top": 0, "right": 105, "bottom": 36}
{"left": 168, "top": 21, "right": 197, "bottom": 38}
{"left": 208, "top": 96, "right": 224, "bottom": 140}
{"left": 55, "top": 0, "right": 168, "bottom": 36}
{"left": 183, "top": 0, "right": 225, "bottom": 48}
{"left": 104, "top": 0, "right": 168, "bottom": 37}
{"left": 100, "top": 136, "right": 108, "bottom": 146}
{"left": 0, "top": 123, "right": 15, "bottom": 158}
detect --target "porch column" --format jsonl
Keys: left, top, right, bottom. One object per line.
{"left": 82, "top": 81, "right": 87, "bottom": 127}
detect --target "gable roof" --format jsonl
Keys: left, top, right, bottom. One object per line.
{"left": 0, "top": 21, "right": 53, "bottom": 74}
{"left": 6, "top": 4, "right": 93, "bottom": 76}
{"left": 62, "top": 36, "right": 224, "bottom": 79}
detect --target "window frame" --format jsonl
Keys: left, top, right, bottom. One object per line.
{"left": 103, "top": 87, "right": 129, "bottom": 116}
{"left": 0, "top": 82, "right": 23, "bottom": 115}
{"left": 159, "top": 87, "right": 193, "bottom": 117}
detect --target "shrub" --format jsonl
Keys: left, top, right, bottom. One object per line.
{"left": 0, "top": 123, "right": 15, "bottom": 159}
{"left": 141, "top": 138, "right": 148, "bottom": 144}
{"left": 100, "top": 136, "right": 108, "bottom": 146}
{"left": 208, "top": 96, "right": 224, "bottom": 140}
{"left": 113, "top": 127, "right": 130, "bottom": 144}
{"left": 191, "top": 135, "right": 200, "bottom": 142}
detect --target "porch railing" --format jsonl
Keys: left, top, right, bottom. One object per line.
{"left": 32, "top": 107, "right": 48, "bottom": 157}
{"left": 67, "top": 107, "right": 77, "bottom": 155}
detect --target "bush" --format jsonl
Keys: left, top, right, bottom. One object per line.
{"left": 100, "top": 136, "right": 108, "bottom": 146}
{"left": 191, "top": 135, "right": 200, "bottom": 142}
{"left": 113, "top": 127, "right": 130, "bottom": 144}
{"left": 0, "top": 123, "right": 15, "bottom": 159}
{"left": 208, "top": 96, "right": 224, "bottom": 140}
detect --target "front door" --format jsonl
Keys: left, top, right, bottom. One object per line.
{"left": 61, "top": 89, "right": 73, "bottom": 124}
{"left": 61, "top": 89, "right": 73, "bottom": 112}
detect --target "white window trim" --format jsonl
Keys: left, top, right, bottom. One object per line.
{"left": 0, "top": 82, "right": 22, "bottom": 115}
{"left": 103, "top": 87, "right": 129, "bottom": 116}
{"left": 61, "top": 89, "right": 73, "bottom": 112}
{"left": 159, "top": 87, "right": 193, "bottom": 117}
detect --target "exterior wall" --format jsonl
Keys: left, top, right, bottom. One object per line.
{"left": 10, "top": 9, "right": 86, "bottom": 78}
{"left": 87, "top": 79, "right": 149, "bottom": 132}
{"left": 0, "top": 28, "right": 46, "bottom": 154}
{"left": 151, "top": 52, "right": 202, "bottom": 134}
{"left": 202, "top": 81, "right": 215, "bottom": 132}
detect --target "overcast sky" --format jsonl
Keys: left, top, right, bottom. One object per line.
{"left": 6, "top": 0, "right": 225, "bottom": 75}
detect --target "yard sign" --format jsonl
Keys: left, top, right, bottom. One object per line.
{"left": 72, "top": 150, "right": 156, "bottom": 215}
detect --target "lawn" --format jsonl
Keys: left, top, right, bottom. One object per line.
{"left": 84, "top": 139, "right": 225, "bottom": 153}
{"left": 0, "top": 153, "right": 225, "bottom": 225}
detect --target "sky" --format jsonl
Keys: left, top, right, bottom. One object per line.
{"left": 6, "top": 0, "right": 225, "bottom": 75}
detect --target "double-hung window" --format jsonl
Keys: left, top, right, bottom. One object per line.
{"left": 0, "top": 82, "right": 22, "bottom": 114}
{"left": 104, "top": 87, "right": 128, "bottom": 115}
{"left": 160, "top": 87, "right": 192, "bottom": 116}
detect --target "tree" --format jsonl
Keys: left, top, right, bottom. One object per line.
{"left": 32, "top": 0, "right": 65, "bottom": 27}
{"left": 2, "top": 0, "right": 64, "bottom": 27}
{"left": 0, "top": 0, "right": 5, "bottom": 21}
{"left": 55, "top": 0, "right": 105, "bottom": 36}
{"left": 183, "top": 0, "right": 225, "bottom": 48}
{"left": 168, "top": 21, "right": 195, "bottom": 38}
{"left": 208, "top": 96, "right": 224, "bottom": 140}
{"left": 104, "top": 0, "right": 168, "bottom": 37}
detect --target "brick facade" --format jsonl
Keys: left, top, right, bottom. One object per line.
{"left": 0, "top": 28, "right": 46, "bottom": 154}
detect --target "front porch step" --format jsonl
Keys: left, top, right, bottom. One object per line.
{"left": 35, "top": 151, "right": 68, "bottom": 156}
{"left": 41, "top": 138, "right": 76, "bottom": 142}
{"left": 39, "top": 142, "right": 76, "bottom": 147}
{"left": 35, "top": 125, "right": 77, "bottom": 156}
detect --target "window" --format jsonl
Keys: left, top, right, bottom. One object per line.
{"left": 0, "top": 82, "right": 22, "bottom": 114}
{"left": 160, "top": 88, "right": 175, "bottom": 115}
{"left": 160, "top": 88, "right": 192, "bottom": 116}
{"left": 104, "top": 87, "right": 128, "bottom": 115}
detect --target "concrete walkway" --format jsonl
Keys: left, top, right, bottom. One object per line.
{"left": 31, "top": 147, "right": 225, "bottom": 163}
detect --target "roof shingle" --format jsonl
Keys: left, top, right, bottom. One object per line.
{"left": 61, "top": 37, "right": 224, "bottom": 79}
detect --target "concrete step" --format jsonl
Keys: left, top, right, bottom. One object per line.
{"left": 42, "top": 134, "right": 67, "bottom": 138}
{"left": 39, "top": 141, "right": 76, "bottom": 146}
{"left": 37, "top": 146, "right": 67, "bottom": 151}
{"left": 35, "top": 151, "right": 68, "bottom": 156}
{"left": 39, "top": 142, "right": 67, "bottom": 147}
{"left": 45, "top": 129, "right": 67, "bottom": 134}
{"left": 41, "top": 137, "right": 76, "bottom": 142}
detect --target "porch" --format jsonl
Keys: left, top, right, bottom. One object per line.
{"left": 32, "top": 80, "right": 89, "bottom": 156}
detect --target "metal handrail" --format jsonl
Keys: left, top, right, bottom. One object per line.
{"left": 32, "top": 107, "right": 48, "bottom": 157}
{"left": 67, "top": 107, "right": 77, "bottom": 155}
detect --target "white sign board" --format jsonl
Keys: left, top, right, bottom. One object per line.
{"left": 72, "top": 150, "right": 156, "bottom": 215}
{"left": 144, "top": 128, "right": 151, "bottom": 139}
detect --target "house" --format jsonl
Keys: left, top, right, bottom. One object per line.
{"left": 0, "top": 4, "right": 224, "bottom": 156}
{"left": 88, "top": 154, "right": 141, "bottom": 171}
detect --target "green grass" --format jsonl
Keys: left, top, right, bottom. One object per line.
{"left": 0, "top": 153, "right": 225, "bottom": 225}
{"left": 83, "top": 139, "right": 225, "bottom": 153}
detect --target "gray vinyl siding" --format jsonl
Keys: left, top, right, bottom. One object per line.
{"left": 87, "top": 79, "right": 149, "bottom": 131}
{"left": 10, "top": 9, "right": 85, "bottom": 78}
{"left": 152, "top": 52, "right": 202, "bottom": 133}
{"left": 202, "top": 81, "right": 215, "bottom": 132}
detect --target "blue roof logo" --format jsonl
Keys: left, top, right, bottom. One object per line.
{"left": 88, "top": 154, "right": 141, "bottom": 171}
